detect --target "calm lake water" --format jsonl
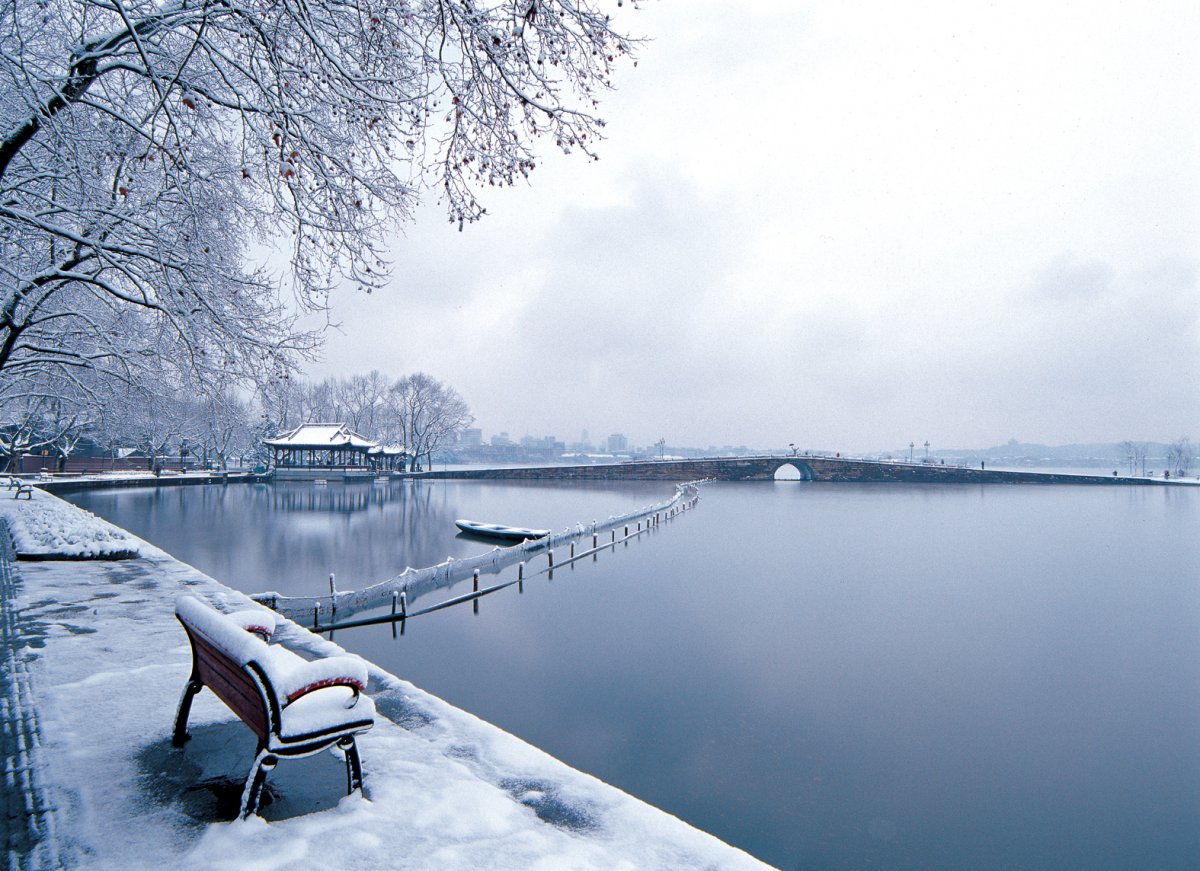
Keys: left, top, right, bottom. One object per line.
{"left": 67, "top": 480, "right": 1200, "bottom": 871}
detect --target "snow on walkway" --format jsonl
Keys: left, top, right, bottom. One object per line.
{"left": 0, "top": 485, "right": 142, "bottom": 558}
{"left": 3, "top": 490, "right": 769, "bottom": 870}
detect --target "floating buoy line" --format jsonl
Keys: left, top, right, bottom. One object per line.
{"left": 251, "top": 481, "right": 706, "bottom": 635}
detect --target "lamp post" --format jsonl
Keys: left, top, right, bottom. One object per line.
{"left": 909, "top": 441, "right": 914, "bottom": 462}
{"left": 924, "top": 440, "right": 930, "bottom": 461}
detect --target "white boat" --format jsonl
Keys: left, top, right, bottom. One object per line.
{"left": 454, "top": 519, "right": 550, "bottom": 543}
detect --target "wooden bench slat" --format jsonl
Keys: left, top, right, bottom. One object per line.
{"left": 188, "top": 631, "right": 270, "bottom": 739}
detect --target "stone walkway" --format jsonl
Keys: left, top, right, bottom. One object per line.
{"left": 1, "top": 524, "right": 63, "bottom": 869}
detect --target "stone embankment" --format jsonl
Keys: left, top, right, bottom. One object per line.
{"left": 34, "top": 471, "right": 271, "bottom": 495}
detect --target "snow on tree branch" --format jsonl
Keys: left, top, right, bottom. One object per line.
{"left": 0, "top": 0, "right": 640, "bottom": 407}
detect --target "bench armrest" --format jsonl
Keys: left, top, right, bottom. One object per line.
{"left": 226, "top": 608, "right": 277, "bottom": 641}
{"left": 271, "top": 655, "right": 369, "bottom": 708}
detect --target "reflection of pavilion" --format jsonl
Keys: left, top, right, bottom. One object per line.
{"left": 264, "top": 423, "right": 407, "bottom": 479}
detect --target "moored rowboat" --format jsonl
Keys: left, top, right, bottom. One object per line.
{"left": 454, "top": 519, "right": 550, "bottom": 543}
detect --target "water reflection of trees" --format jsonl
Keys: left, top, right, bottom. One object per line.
{"left": 71, "top": 480, "right": 460, "bottom": 598}
{"left": 269, "top": 481, "right": 404, "bottom": 514}
{"left": 242, "top": 482, "right": 457, "bottom": 596}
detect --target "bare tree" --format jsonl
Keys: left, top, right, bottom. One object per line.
{"left": 258, "top": 374, "right": 312, "bottom": 434}
{"left": 1166, "top": 437, "right": 1192, "bottom": 477}
{"left": 264, "top": 369, "right": 390, "bottom": 438}
{"left": 0, "top": 369, "right": 93, "bottom": 470}
{"left": 0, "top": 395, "right": 81, "bottom": 472}
{"left": 43, "top": 397, "right": 93, "bottom": 472}
{"left": 97, "top": 382, "right": 185, "bottom": 470}
{"left": 385, "top": 373, "right": 473, "bottom": 470}
{"left": 1118, "top": 440, "right": 1150, "bottom": 476}
{"left": 1, "top": 0, "right": 639, "bottom": 407}
{"left": 303, "top": 377, "right": 344, "bottom": 425}
{"left": 193, "top": 390, "right": 252, "bottom": 470}
{"left": 1120, "top": 440, "right": 1136, "bottom": 475}
{"left": 341, "top": 371, "right": 390, "bottom": 438}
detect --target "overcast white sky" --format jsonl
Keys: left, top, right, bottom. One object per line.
{"left": 308, "top": 1, "right": 1199, "bottom": 453}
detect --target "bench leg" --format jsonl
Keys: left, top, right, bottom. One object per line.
{"left": 172, "top": 679, "right": 203, "bottom": 747}
{"left": 239, "top": 749, "right": 277, "bottom": 819}
{"left": 338, "top": 736, "right": 364, "bottom": 796}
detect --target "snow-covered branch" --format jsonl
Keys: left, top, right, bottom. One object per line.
{"left": 1, "top": 0, "right": 639, "bottom": 411}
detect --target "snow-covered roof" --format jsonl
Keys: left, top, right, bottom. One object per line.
{"left": 263, "top": 423, "right": 377, "bottom": 450}
{"left": 367, "top": 443, "right": 408, "bottom": 456}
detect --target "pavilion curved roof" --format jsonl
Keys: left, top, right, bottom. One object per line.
{"left": 367, "top": 444, "right": 408, "bottom": 456}
{"left": 262, "top": 423, "right": 377, "bottom": 450}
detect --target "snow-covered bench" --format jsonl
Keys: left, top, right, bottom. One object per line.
{"left": 172, "top": 595, "right": 375, "bottom": 818}
{"left": 12, "top": 481, "right": 32, "bottom": 499}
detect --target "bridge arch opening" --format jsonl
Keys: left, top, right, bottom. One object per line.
{"left": 773, "top": 462, "right": 813, "bottom": 481}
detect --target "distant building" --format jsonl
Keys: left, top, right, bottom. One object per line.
{"left": 263, "top": 422, "right": 407, "bottom": 478}
{"left": 460, "top": 428, "right": 483, "bottom": 448}
{"left": 607, "top": 433, "right": 628, "bottom": 453}
{"left": 491, "top": 432, "right": 512, "bottom": 447}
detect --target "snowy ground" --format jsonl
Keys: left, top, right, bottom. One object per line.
{"left": 0, "top": 485, "right": 143, "bottom": 558}
{"left": 3, "top": 489, "right": 769, "bottom": 869}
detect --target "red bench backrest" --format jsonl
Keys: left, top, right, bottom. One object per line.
{"left": 182, "top": 622, "right": 270, "bottom": 741}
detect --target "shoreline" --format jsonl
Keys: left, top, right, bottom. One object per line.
{"left": 0, "top": 490, "right": 770, "bottom": 869}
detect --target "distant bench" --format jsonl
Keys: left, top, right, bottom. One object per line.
{"left": 173, "top": 595, "right": 376, "bottom": 818}
{"left": 3, "top": 476, "right": 33, "bottom": 499}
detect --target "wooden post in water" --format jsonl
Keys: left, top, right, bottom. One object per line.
{"left": 391, "top": 591, "right": 398, "bottom": 639}
{"left": 518, "top": 560, "right": 524, "bottom": 593}
{"left": 473, "top": 569, "right": 480, "bottom": 616}
{"left": 547, "top": 549, "right": 555, "bottom": 568}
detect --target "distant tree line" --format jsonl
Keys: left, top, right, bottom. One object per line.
{"left": 1164, "top": 437, "right": 1192, "bottom": 478}
{"left": 0, "top": 369, "right": 471, "bottom": 474}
